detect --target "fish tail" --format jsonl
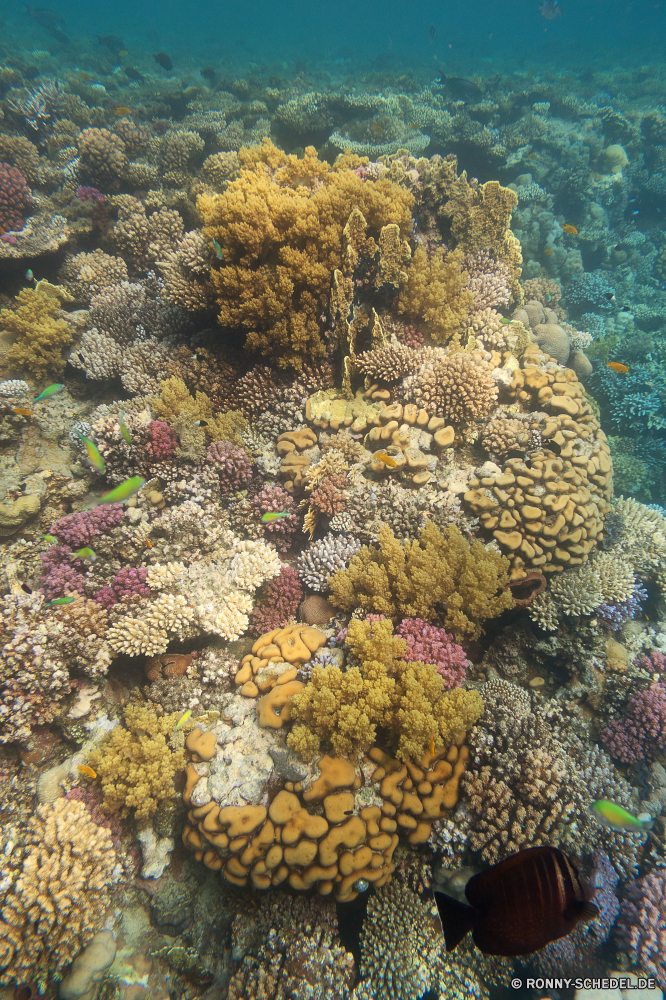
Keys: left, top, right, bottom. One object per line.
{"left": 434, "top": 892, "right": 475, "bottom": 951}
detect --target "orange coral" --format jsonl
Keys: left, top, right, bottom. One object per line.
{"left": 198, "top": 139, "right": 414, "bottom": 369}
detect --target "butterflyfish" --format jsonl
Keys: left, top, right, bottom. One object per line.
{"left": 77, "top": 765, "right": 97, "bottom": 779}
{"left": 85, "top": 476, "right": 146, "bottom": 508}
{"left": 261, "top": 510, "right": 290, "bottom": 522}
{"left": 79, "top": 434, "right": 106, "bottom": 475}
{"left": 34, "top": 383, "right": 63, "bottom": 401}
{"left": 435, "top": 846, "right": 598, "bottom": 956}
{"left": 606, "top": 362, "right": 629, "bottom": 374}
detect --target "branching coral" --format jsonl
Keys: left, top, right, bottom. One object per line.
{"left": 0, "top": 799, "right": 116, "bottom": 991}
{"left": 0, "top": 282, "right": 73, "bottom": 376}
{"left": 88, "top": 702, "right": 188, "bottom": 822}
{"left": 405, "top": 350, "right": 498, "bottom": 423}
{"left": 287, "top": 617, "right": 483, "bottom": 762}
{"left": 329, "top": 522, "right": 514, "bottom": 641}
{"left": 397, "top": 246, "right": 474, "bottom": 344}
{"left": 198, "top": 138, "right": 413, "bottom": 368}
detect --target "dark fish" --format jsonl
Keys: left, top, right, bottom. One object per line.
{"left": 438, "top": 76, "right": 482, "bottom": 101}
{"left": 435, "top": 846, "right": 599, "bottom": 956}
{"left": 123, "top": 66, "right": 144, "bottom": 82}
{"left": 25, "top": 5, "right": 66, "bottom": 30}
{"left": 428, "top": 24, "right": 437, "bottom": 40}
{"left": 539, "top": 0, "right": 562, "bottom": 19}
{"left": 154, "top": 51, "right": 173, "bottom": 71}
{"left": 201, "top": 65, "right": 216, "bottom": 83}
{"left": 96, "top": 34, "right": 125, "bottom": 52}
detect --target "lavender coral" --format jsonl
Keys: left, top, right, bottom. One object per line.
{"left": 395, "top": 618, "right": 468, "bottom": 688}
{"left": 206, "top": 440, "right": 254, "bottom": 492}
{"left": 250, "top": 565, "right": 303, "bottom": 634}
{"left": 94, "top": 567, "right": 150, "bottom": 608}
{"left": 145, "top": 419, "right": 178, "bottom": 461}
{"left": 251, "top": 483, "right": 298, "bottom": 552}
{"left": 616, "top": 872, "right": 666, "bottom": 983}
{"left": 50, "top": 504, "right": 125, "bottom": 548}
{"left": 0, "top": 161, "right": 32, "bottom": 234}
{"left": 601, "top": 682, "right": 666, "bottom": 762}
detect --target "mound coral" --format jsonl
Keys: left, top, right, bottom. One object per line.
{"left": 198, "top": 138, "right": 413, "bottom": 368}
{"left": 88, "top": 702, "right": 188, "bottom": 822}
{"left": 0, "top": 161, "right": 32, "bottom": 234}
{"left": 0, "top": 282, "right": 73, "bottom": 376}
{"left": 328, "top": 521, "right": 514, "bottom": 641}
{"left": 287, "top": 617, "right": 483, "bottom": 762}
{"left": 0, "top": 799, "right": 116, "bottom": 991}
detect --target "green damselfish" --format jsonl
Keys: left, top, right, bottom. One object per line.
{"left": 261, "top": 509, "right": 290, "bottom": 523}
{"left": 85, "top": 476, "right": 146, "bottom": 508}
{"left": 34, "top": 383, "right": 63, "bottom": 401}
{"left": 590, "top": 800, "right": 652, "bottom": 832}
{"left": 79, "top": 434, "right": 106, "bottom": 475}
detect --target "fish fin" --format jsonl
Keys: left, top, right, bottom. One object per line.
{"left": 434, "top": 892, "right": 475, "bottom": 951}
{"left": 564, "top": 900, "right": 599, "bottom": 923}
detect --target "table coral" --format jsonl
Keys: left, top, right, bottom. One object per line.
{"left": 0, "top": 799, "right": 116, "bottom": 991}
{"left": 198, "top": 138, "right": 413, "bottom": 368}
{"left": 287, "top": 617, "right": 483, "bottom": 762}
{"left": 0, "top": 283, "right": 73, "bottom": 376}
{"left": 88, "top": 703, "right": 188, "bottom": 822}
{"left": 329, "top": 521, "right": 514, "bottom": 642}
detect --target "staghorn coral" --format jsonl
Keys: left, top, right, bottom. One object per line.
{"left": 405, "top": 350, "right": 498, "bottom": 423}
{"left": 0, "top": 799, "right": 116, "bottom": 992}
{"left": 0, "top": 282, "right": 73, "bottom": 376}
{"left": 287, "top": 617, "right": 483, "bottom": 762}
{"left": 198, "top": 138, "right": 413, "bottom": 368}
{"left": 88, "top": 703, "right": 188, "bottom": 822}
{"left": 354, "top": 342, "right": 421, "bottom": 383}
{"left": 329, "top": 522, "right": 514, "bottom": 642}
{"left": 398, "top": 246, "right": 474, "bottom": 344}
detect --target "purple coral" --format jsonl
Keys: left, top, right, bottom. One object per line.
{"left": 250, "top": 566, "right": 303, "bottom": 634}
{"left": 597, "top": 583, "right": 648, "bottom": 632}
{"left": 251, "top": 483, "right": 298, "bottom": 552}
{"left": 616, "top": 871, "right": 666, "bottom": 983}
{"left": 145, "top": 420, "right": 178, "bottom": 461}
{"left": 636, "top": 649, "right": 666, "bottom": 674}
{"left": 206, "top": 440, "right": 253, "bottom": 493}
{"left": 601, "top": 682, "right": 666, "bottom": 762}
{"left": 39, "top": 546, "right": 85, "bottom": 600}
{"left": 94, "top": 567, "right": 150, "bottom": 608}
{"left": 50, "top": 504, "right": 124, "bottom": 548}
{"left": 0, "top": 162, "right": 32, "bottom": 235}
{"left": 395, "top": 618, "right": 468, "bottom": 688}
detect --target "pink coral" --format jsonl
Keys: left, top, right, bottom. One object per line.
{"left": 251, "top": 483, "right": 298, "bottom": 553}
{"left": 0, "top": 162, "right": 32, "bottom": 234}
{"left": 94, "top": 567, "right": 150, "bottom": 608}
{"left": 615, "top": 872, "right": 666, "bottom": 983}
{"left": 38, "top": 547, "right": 85, "bottom": 601}
{"left": 636, "top": 649, "right": 666, "bottom": 674}
{"left": 145, "top": 420, "right": 178, "bottom": 461}
{"left": 50, "top": 504, "right": 124, "bottom": 548}
{"left": 601, "top": 681, "right": 666, "bottom": 762}
{"left": 397, "top": 323, "right": 424, "bottom": 349}
{"left": 250, "top": 566, "right": 303, "bottom": 634}
{"left": 206, "top": 440, "right": 253, "bottom": 493}
{"left": 395, "top": 617, "right": 468, "bottom": 688}
{"left": 309, "top": 474, "right": 348, "bottom": 518}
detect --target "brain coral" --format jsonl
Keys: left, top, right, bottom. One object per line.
{"left": 198, "top": 138, "right": 414, "bottom": 369}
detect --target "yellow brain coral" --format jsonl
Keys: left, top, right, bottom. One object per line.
{"left": 0, "top": 281, "right": 73, "bottom": 376}
{"left": 198, "top": 138, "right": 414, "bottom": 369}
{"left": 328, "top": 521, "right": 514, "bottom": 641}
{"left": 88, "top": 702, "right": 188, "bottom": 822}
{"left": 287, "top": 617, "right": 483, "bottom": 762}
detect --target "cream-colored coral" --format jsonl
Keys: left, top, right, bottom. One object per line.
{"left": 229, "top": 539, "right": 281, "bottom": 590}
{"left": 146, "top": 561, "right": 186, "bottom": 590}
{"left": 0, "top": 799, "right": 116, "bottom": 991}
{"left": 106, "top": 594, "right": 194, "bottom": 657}
{"left": 206, "top": 590, "right": 253, "bottom": 641}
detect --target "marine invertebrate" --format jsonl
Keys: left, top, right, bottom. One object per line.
{"left": 88, "top": 703, "right": 188, "bottom": 822}
{"left": 398, "top": 246, "right": 474, "bottom": 344}
{"left": 250, "top": 566, "right": 303, "bottom": 634}
{"left": 59, "top": 249, "right": 129, "bottom": 302}
{"left": 601, "top": 682, "right": 666, "bottom": 762}
{"left": 329, "top": 522, "right": 514, "bottom": 641}
{"left": 76, "top": 127, "right": 127, "bottom": 192}
{"left": 394, "top": 618, "right": 468, "bottom": 688}
{"left": 405, "top": 350, "right": 498, "bottom": 423}
{"left": 145, "top": 420, "right": 179, "bottom": 461}
{"left": 50, "top": 504, "right": 125, "bottom": 549}
{"left": 295, "top": 533, "right": 362, "bottom": 592}
{"left": 0, "top": 799, "right": 116, "bottom": 991}
{"left": 0, "top": 162, "right": 32, "bottom": 235}
{"left": 0, "top": 283, "right": 73, "bottom": 376}
{"left": 250, "top": 483, "right": 298, "bottom": 552}
{"left": 94, "top": 567, "right": 150, "bottom": 608}
{"left": 205, "top": 440, "right": 254, "bottom": 492}
{"left": 288, "top": 616, "right": 483, "bottom": 762}
{"left": 198, "top": 138, "right": 413, "bottom": 368}
{"left": 615, "top": 872, "right": 666, "bottom": 983}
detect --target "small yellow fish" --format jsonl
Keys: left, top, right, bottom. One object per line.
{"left": 77, "top": 765, "right": 97, "bottom": 779}
{"left": 606, "top": 362, "right": 629, "bottom": 374}
{"left": 430, "top": 731, "right": 435, "bottom": 757}
{"left": 118, "top": 49, "right": 128, "bottom": 56}
{"left": 145, "top": 539, "right": 152, "bottom": 548}
{"left": 562, "top": 223, "right": 578, "bottom": 235}
{"left": 114, "top": 106, "right": 132, "bottom": 116}
{"left": 375, "top": 452, "right": 398, "bottom": 468}
{"left": 12, "top": 407, "right": 33, "bottom": 416}
{"left": 544, "top": 248, "right": 553, "bottom": 256}
{"left": 174, "top": 709, "right": 192, "bottom": 732}
{"left": 528, "top": 152, "right": 538, "bottom": 159}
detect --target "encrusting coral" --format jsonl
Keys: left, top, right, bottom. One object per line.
{"left": 88, "top": 702, "right": 188, "bottom": 822}
{"left": 328, "top": 521, "right": 514, "bottom": 641}
{"left": 0, "top": 798, "right": 116, "bottom": 991}
{"left": 287, "top": 617, "right": 483, "bottom": 762}
{"left": 198, "top": 138, "right": 414, "bottom": 368}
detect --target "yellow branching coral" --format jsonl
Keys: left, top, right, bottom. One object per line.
{"left": 198, "top": 138, "right": 414, "bottom": 369}
{"left": 397, "top": 245, "right": 474, "bottom": 344}
{"left": 88, "top": 702, "right": 188, "bottom": 822}
{"left": 153, "top": 376, "right": 247, "bottom": 444}
{"left": 328, "top": 521, "right": 514, "bottom": 641}
{"left": 0, "top": 281, "right": 73, "bottom": 376}
{"left": 287, "top": 618, "right": 483, "bottom": 762}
